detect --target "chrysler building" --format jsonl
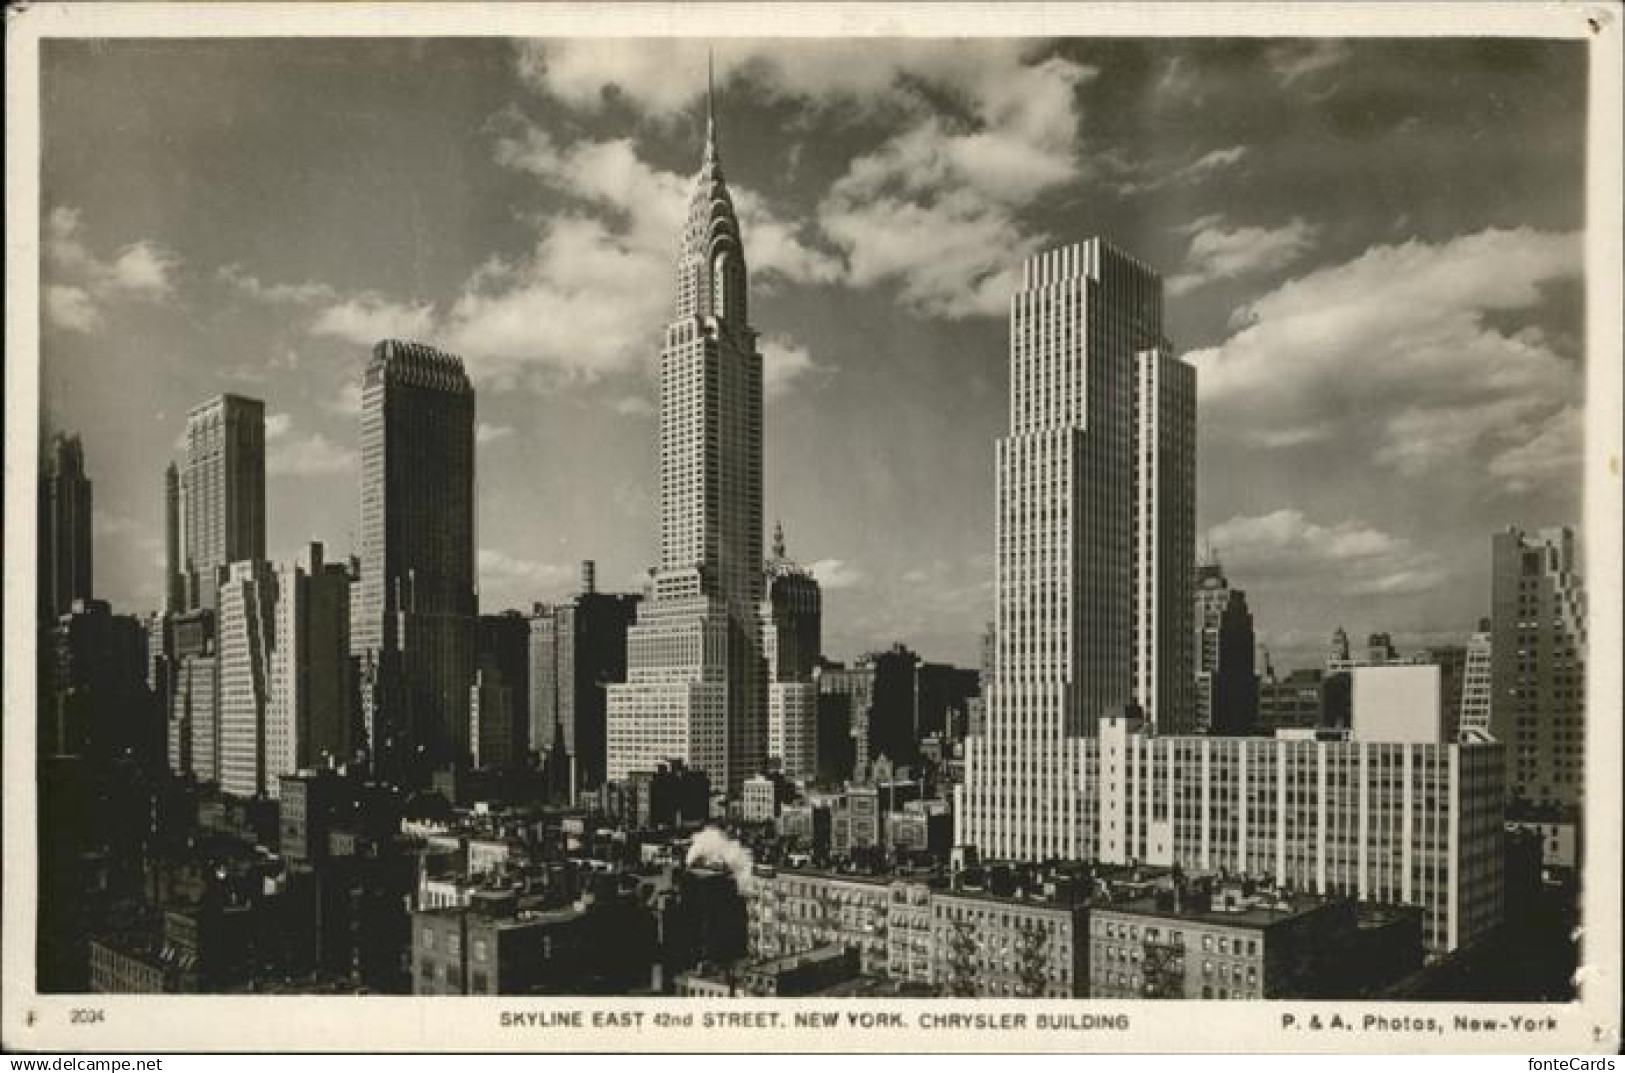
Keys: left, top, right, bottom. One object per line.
{"left": 606, "top": 85, "right": 767, "bottom": 793}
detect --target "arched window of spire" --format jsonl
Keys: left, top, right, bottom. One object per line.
{"left": 712, "top": 249, "right": 733, "bottom": 321}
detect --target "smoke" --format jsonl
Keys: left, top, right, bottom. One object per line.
{"left": 686, "top": 826, "right": 755, "bottom": 888}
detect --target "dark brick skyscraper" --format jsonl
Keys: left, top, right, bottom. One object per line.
{"left": 38, "top": 432, "right": 94, "bottom": 622}
{"left": 352, "top": 340, "right": 476, "bottom": 784}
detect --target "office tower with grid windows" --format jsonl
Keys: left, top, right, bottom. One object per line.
{"left": 1194, "top": 560, "right": 1257, "bottom": 735}
{"left": 1490, "top": 526, "right": 1587, "bottom": 808}
{"left": 352, "top": 340, "right": 476, "bottom": 785}
{"left": 218, "top": 559, "right": 277, "bottom": 798}
{"left": 762, "top": 523, "right": 822, "bottom": 782}
{"left": 265, "top": 542, "right": 355, "bottom": 792}
{"left": 958, "top": 239, "right": 1196, "bottom": 861}
{"left": 606, "top": 95, "right": 766, "bottom": 793}
{"left": 1458, "top": 619, "right": 1493, "bottom": 737}
{"left": 180, "top": 394, "right": 266, "bottom": 612}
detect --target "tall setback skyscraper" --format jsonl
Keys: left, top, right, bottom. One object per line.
{"left": 959, "top": 239, "right": 1196, "bottom": 861}
{"left": 352, "top": 340, "right": 476, "bottom": 785}
{"left": 38, "top": 432, "right": 94, "bottom": 622}
{"left": 762, "top": 523, "right": 822, "bottom": 781}
{"left": 180, "top": 394, "right": 266, "bottom": 612}
{"left": 267, "top": 542, "right": 355, "bottom": 791}
{"left": 218, "top": 559, "right": 277, "bottom": 798}
{"left": 607, "top": 93, "right": 766, "bottom": 793}
{"left": 1193, "top": 560, "right": 1257, "bottom": 735}
{"left": 1490, "top": 526, "right": 1587, "bottom": 809}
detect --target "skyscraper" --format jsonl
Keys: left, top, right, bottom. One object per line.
{"left": 606, "top": 91, "right": 766, "bottom": 793}
{"left": 38, "top": 431, "right": 94, "bottom": 622}
{"left": 762, "top": 523, "right": 822, "bottom": 781}
{"left": 218, "top": 559, "right": 277, "bottom": 798}
{"left": 1490, "top": 526, "right": 1587, "bottom": 808}
{"left": 1459, "top": 619, "right": 1493, "bottom": 737}
{"left": 530, "top": 563, "right": 641, "bottom": 799}
{"left": 352, "top": 340, "right": 476, "bottom": 785}
{"left": 472, "top": 610, "right": 531, "bottom": 771}
{"left": 1193, "top": 560, "right": 1257, "bottom": 735}
{"left": 180, "top": 394, "right": 266, "bottom": 612}
{"left": 164, "top": 461, "right": 184, "bottom": 614}
{"left": 958, "top": 239, "right": 1196, "bottom": 861}
{"left": 267, "top": 542, "right": 355, "bottom": 791}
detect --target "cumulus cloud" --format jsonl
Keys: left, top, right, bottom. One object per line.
{"left": 43, "top": 207, "right": 179, "bottom": 332}
{"left": 447, "top": 121, "right": 834, "bottom": 385}
{"left": 1486, "top": 404, "right": 1582, "bottom": 494}
{"left": 476, "top": 422, "right": 515, "bottom": 445}
{"left": 267, "top": 429, "right": 358, "bottom": 476}
{"left": 515, "top": 40, "right": 1095, "bottom": 321}
{"left": 1193, "top": 228, "right": 1582, "bottom": 487}
{"left": 477, "top": 548, "right": 576, "bottom": 606}
{"left": 760, "top": 334, "right": 827, "bottom": 399}
{"left": 264, "top": 412, "right": 294, "bottom": 440}
{"left": 1209, "top": 509, "right": 1446, "bottom": 597}
{"left": 218, "top": 264, "right": 337, "bottom": 304}
{"left": 45, "top": 285, "right": 100, "bottom": 333}
{"left": 815, "top": 47, "right": 1096, "bottom": 318}
{"left": 1167, "top": 216, "right": 1319, "bottom": 295}
{"left": 311, "top": 294, "right": 436, "bottom": 347}
{"left": 324, "top": 381, "right": 365, "bottom": 417}
{"left": 809, "top": 558, "right": 865, "bottom": 591}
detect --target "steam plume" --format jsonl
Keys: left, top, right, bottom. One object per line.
{"left": 686, "top": 826, "right": 754, "bottom": 888}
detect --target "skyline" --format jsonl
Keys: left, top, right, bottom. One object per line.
{"left": 38, "top": 37, "right": 1587, "bottom": 668}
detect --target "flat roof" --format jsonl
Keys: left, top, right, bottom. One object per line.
{"left": 1094, "top": 892, "right": 1331, "bottom": 930}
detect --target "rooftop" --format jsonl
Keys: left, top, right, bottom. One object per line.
{"left": 1095, "top": 890, "right": 1334, "bottom": 930}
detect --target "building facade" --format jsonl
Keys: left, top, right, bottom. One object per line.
{"left": 743, "top": 868, "right": 1087, "bottom": 996}
{"left": 1489, "top": 526, "right": 1587, "bottom": 809}
{"left": 352, "top": 340, "right": 476, "bottom": 786}
{"left": 1193, "top": 561, "right": 1257, "bottom": 735}
{"left": 762, "top": 523, "right": 822, "bottom": 782}
{"left": 180, "top": 394, "right": 266, "bottom": 612}
{"left": 39, "top": 431, "right": 94, "bottom": 622}
{"left": 960, "top": 239, "right": 1197, "bottom": 861}
{"left": 472, "top": 611, "right": 530, "bottom": 771}
{"left": 1082, "top": 714, "right": 1502, "bottom": 953}
{"left": 607, "top": 100, "right": 767, "bottom": 793}
{"left": 531, "top": 564, "right": 640, "bottom": 797}
{"left": 218, "top": 559, "right": 277, "bottom": 798}
{"left": 267, "top": 542, "right": 354, "bottom": 789}
{"left": 1458, "top": 621, "right": 1493, "bottom": 737}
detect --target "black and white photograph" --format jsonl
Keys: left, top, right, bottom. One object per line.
{"left": 4, "top": 1, "right": 1620, "bottom": 1056}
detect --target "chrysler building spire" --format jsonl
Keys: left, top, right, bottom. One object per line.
{"left": 674, "top": 57, "right": 747, "bottom": 328}
{"left": 608, "top": 65, "right": 767, "bottom": 793}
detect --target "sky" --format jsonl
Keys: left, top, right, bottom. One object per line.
{"left": 38, "top": 36, "right": 1587, "bottom": 669}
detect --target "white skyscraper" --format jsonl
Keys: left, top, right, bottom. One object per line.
{"left": 958, "top": 239, "right": 1196, "bottom": 861}
{"left": 266, "top": 542, "right": 353, "bottom": 794}
{"left": 607, "top": 91, "right": 766, "bottom": 793}
{"left": 1459, "top": 621, "right": 1493, "bottom": 737}
{"left": 218, "top": 559, "right": 276, "bottom": 798}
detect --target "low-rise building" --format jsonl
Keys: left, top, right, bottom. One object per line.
{"left": 1088, "top": 882, "right": 1424, "bottom": 1000}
